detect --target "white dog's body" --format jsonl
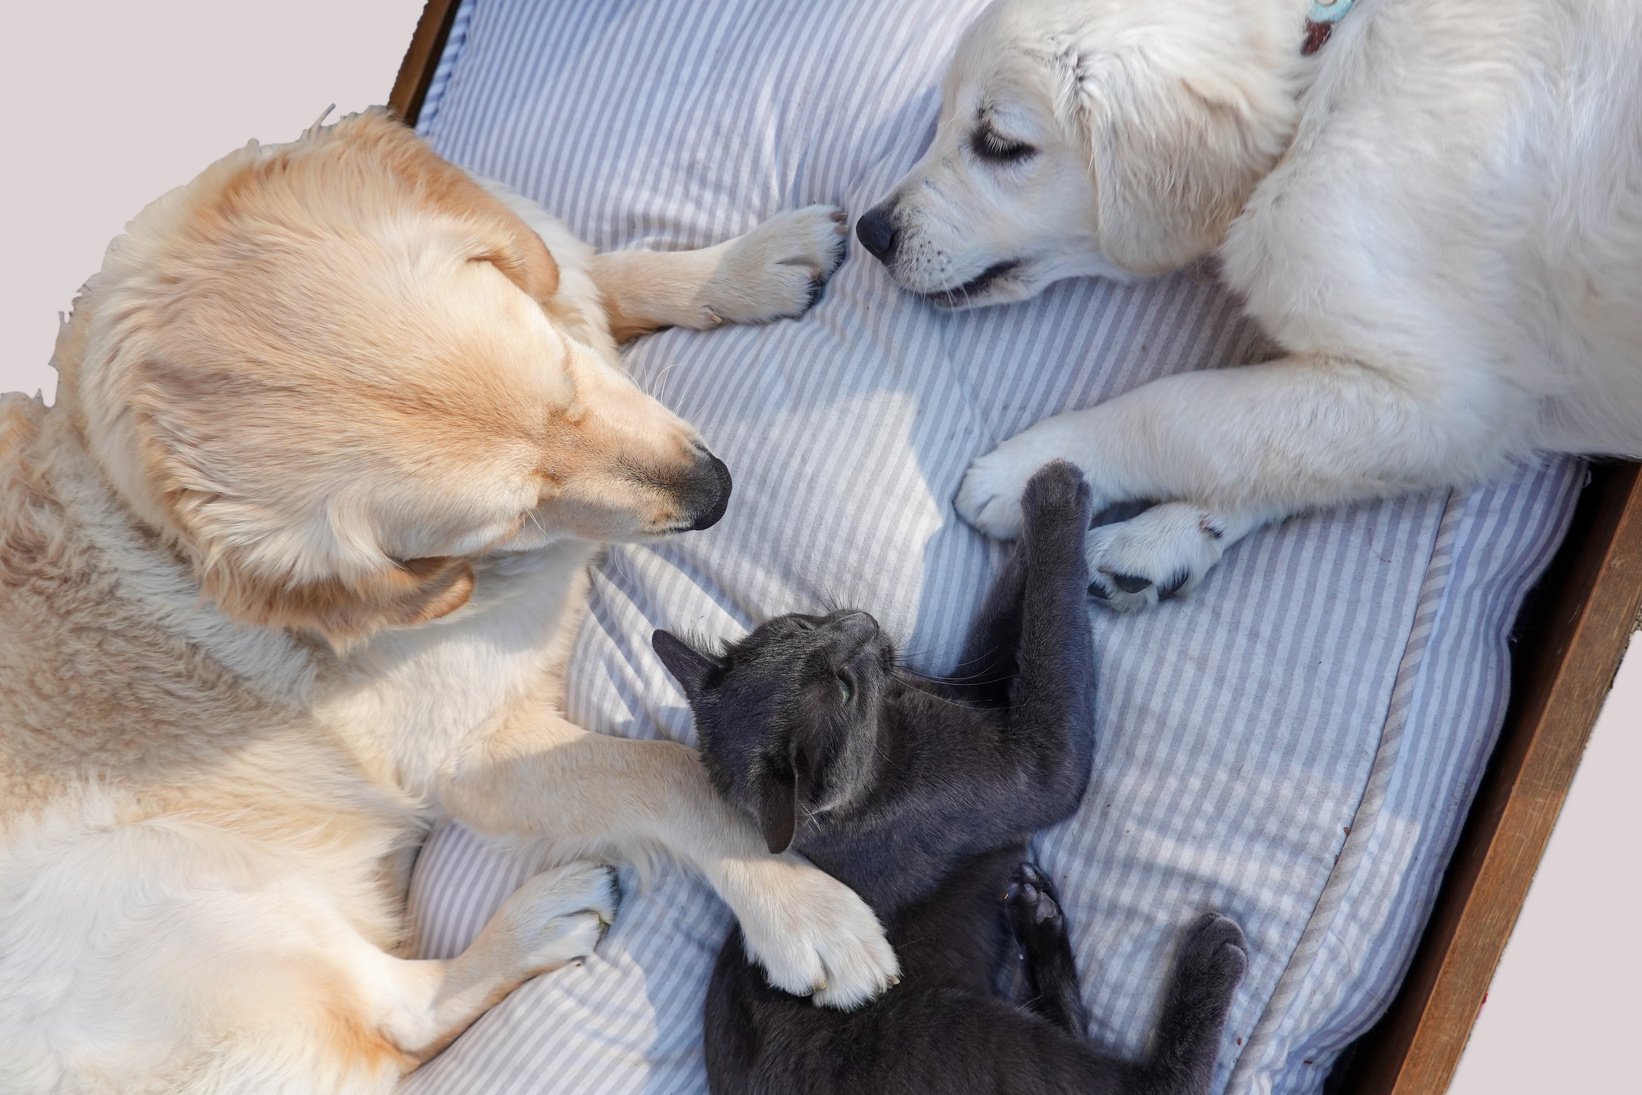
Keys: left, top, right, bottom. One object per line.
{"left": 0, "top": 113, "right": 894, "bottom": 1094}
{"left": 862, "top": 0, "right": 1642, "bottom": 608}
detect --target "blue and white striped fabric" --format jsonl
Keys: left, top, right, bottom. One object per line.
{"left": 399, "top": 3, "right": 1583, "bottom": 1091}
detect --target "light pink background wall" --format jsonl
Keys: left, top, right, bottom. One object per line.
{"left": 1, "top": 3, "right": 1635, "bottom": 1090}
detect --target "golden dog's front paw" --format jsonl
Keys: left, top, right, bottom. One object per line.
{"left": 490, "top": 861, "right": 621, "bottom": 976}
{"left": 723, "top": 853, "right": 899, "bottom": 1010}
{"left": 701, "top": 204, "right": 848, "bottom": 325}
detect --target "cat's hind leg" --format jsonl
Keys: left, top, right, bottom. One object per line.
{"left": 1133, "top": 913, "right": 1247, "bottom": 1095}
{"left": 1005, "top": 862, "right": 1090, "bottom": 1037}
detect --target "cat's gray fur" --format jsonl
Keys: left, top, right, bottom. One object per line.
{"left": 653, "top": 463, "right": 1246, "bottom": 1094}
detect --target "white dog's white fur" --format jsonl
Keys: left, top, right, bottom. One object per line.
{"left": 0, "top": 112, "right": 894, "bottom": 1094}
{"left": 866, "top": 0, "right": 1642, "bottom": 609}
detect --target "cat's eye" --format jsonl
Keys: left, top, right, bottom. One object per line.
{"left": 971, "top": 125, "right": 1036, "bottom": 164}
{"left": 836, "top": 672, "right": 854, "bottom": 703}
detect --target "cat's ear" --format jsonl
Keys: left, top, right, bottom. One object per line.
{"left": 756, "top": 768, "right": 798, "bottom": 854}
{"left": 652, "top": 630, "right": 720, "bottom": 700}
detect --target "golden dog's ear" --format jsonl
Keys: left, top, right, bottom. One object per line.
{"left": 472, "top": 222, "right": 560, "bottom": 304}
{"left": 337, "top": 110, "right": 561, "bottom": 303}
{"left": 202, "top": 553, "right": 476, "bottom": 652}
{"left": 1077, "top": 55, "right": 1293, "bottom": 275}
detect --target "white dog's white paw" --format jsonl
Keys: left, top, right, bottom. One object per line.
{"left": 1084, "top": 503, "right": 1229, "bottom": 612}
{"left": 728, "top": 857, "right": 899, "bottom": 1010}
{"left": 703, "top": 204, "right": 848, "bottom": 325}
{"left": 491, "top": 861, "right": 621, "bottom": 974}
{"left": 956, "top": 441, "right": 1077, "bottom": 540}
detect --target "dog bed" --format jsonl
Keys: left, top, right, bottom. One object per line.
{"left": 398, "top": 2, "right": 1583, "bottom": 1091}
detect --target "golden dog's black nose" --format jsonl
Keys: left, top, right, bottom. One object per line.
{"left": 855, "top": 205, "right": 899, "bottom": 263}
{"left": 681, "top": 448, "right": 733, "bottom": 531}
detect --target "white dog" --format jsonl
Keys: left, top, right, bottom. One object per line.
{"left": 857, "top": 0, "right": 1642, "bottom": 609}
{"left": 0, "top": 111, "right": 894, "bottom": 1094}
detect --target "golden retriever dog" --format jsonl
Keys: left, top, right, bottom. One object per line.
{"left": 857, "top": 0, "right": 1642, "bottom": 610}
{"left": 0, "top": 109, "right": 896, "bottom": 1094}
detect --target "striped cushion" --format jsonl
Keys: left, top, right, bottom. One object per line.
{"left": 399, "top": 2, "right": 1582, "bottom": 1091}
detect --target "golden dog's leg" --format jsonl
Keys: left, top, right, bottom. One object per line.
{"left": 438, "top": 712, "right": 898, "bottom": 1009}
{"left": 323, "top": 861, "right": 617, "bottom": 1075}
{"left": 591, "top": 205, "right": 848, "bottom": 341}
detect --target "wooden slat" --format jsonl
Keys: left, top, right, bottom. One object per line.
{"left": 388, "top": 0, "right": 461, "bottom": 124}
{"left": 1347, "top": 461, "right": 1642, "bottom": 1092}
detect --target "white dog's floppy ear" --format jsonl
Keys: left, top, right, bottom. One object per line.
{"left": 1073, "top": 52, "right": 1293, "bottom": 275}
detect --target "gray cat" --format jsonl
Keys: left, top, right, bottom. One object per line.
{"left": 653, "top": 462, "right": 1246, "bottom": 1095}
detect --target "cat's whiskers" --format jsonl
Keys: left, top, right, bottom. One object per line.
{"left": 892, "top": 655, "right": 1011, "bottom": 688}
{"left": 891, "top": 668, "right": 1012, "bottom": 713}
{"left": 894, "top": 630, "right": 981, "bottom": 666}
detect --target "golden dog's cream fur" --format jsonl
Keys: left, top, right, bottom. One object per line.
{"left": 0, "top": 110, "right": 894, "bottom": 1094}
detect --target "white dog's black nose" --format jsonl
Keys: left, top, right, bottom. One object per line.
{"left": 855, "top": 206, "right": 899, "bottom": 263}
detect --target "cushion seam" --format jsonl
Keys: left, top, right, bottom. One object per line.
{"left": 1226, "top": 487, "right": 1463, "bottom": 1088}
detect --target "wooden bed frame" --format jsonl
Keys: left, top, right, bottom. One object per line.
{"left": 388, "top": 3, "right": 1642, "bottom": 1090}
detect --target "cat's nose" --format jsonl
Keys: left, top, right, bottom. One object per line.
{"left": 836, "top": 611, "right": 880, "bottom": 642}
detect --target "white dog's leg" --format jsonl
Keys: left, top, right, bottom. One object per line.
{"left": 591, "top": 205, "right": 849, "bottom": 340}
{"left": 957, "top": 354, "right": 1521, "bottom": 600}
{"left": 440, "top": 714, "right": 899, "bottom": 1009}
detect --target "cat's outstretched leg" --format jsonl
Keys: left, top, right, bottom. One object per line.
{"left": 1134, "top": 913, "right": 1247, "bottom": 1095}
{"left": 1005, "top": 862, "right": 1090, "bottom": 1037}
{"left": 945, "top": 462, "right": 1097, "bottom": 831}
{"left": 1006, "top": 462, "right": 1099, "bottom": 825}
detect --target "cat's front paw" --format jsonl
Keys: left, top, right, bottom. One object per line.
{"left": 1020, "top": 462, "right": 1093, "bottom": 542}
{"left": 957, "top": 418, "right": 1110, "bottom": 540}
{"left": 726, "top": 855, "right": 899, "bottom": 1009}
{"left": 1021, "top": 461, "right": 1089, "bottom": 519}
